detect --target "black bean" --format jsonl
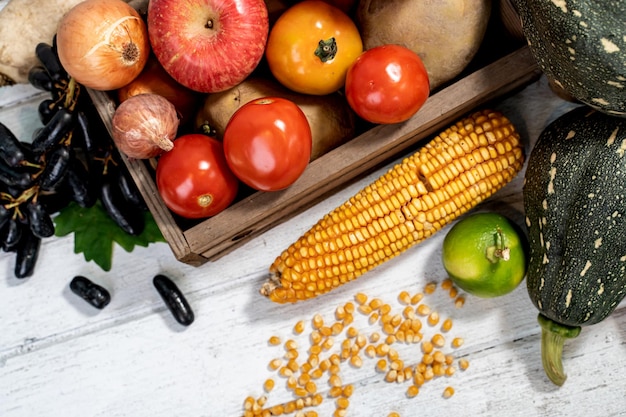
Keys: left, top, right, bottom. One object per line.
{"left": 153, "top": 274, "right": 194, "bottom": 326}
{"left": 69, "top": 275, "right": 111, "bottom": 309}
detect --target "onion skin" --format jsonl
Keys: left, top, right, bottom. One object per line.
{"left": 112, "top": 93, "right": 180, "bottom": 159}
{"left": 56, "top": 0, "right": 150, "bottom": 90}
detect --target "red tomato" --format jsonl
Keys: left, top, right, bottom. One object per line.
{"left": 156, "top": 134, "right": 239, "bottom": 219}
{"left": 345, "top": 44, "right": 430, "bottom": 124}
{"left": 223, "top": 97, "right": 312, "bottom": 191}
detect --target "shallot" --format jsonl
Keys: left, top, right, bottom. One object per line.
{"left": 112, "top": 93, "right": 179, "bottom": 159}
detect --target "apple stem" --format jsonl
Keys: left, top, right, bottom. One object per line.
{"left": 315, "top": 38, "right": 337, "bottom": 62}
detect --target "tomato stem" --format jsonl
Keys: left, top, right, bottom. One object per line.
{"left": 315, "top": 38, "right": 337, "bottom": 62}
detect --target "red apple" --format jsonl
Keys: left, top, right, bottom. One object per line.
{"left": 147, "top": 0, "right": 269, "bottom": 94}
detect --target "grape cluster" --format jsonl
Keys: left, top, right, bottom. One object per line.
{"left": 0, "top": 37, "right": 148, "bottom": 279}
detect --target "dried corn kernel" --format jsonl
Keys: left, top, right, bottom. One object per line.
{"left": 424, "top": 282, "right": 437, "bottom": 294}
{"left": 459, "top": 358, "right": 470, "bottom": 370}
{"left": 376, "top": 359, "right": 388, "bottom": 372}
{"left": 294, "top": 320, "right": 305, "bottom": 335}
{"left": 329, "top": 386, "right": 343, "bottom": 398}
{"left": 380, "top": 303, "right": 392, "bottom": 316}
{"left": 443, "top": 386, "right": 455, "bottom": 398}
{"left": 452, "top": 337, "right": 464, "bottom": 348}
{"left": 343, "top": 384, "right": 354, "bottom": 397}
{"left": 354, "top": 292, "right": 368, "bottom": 305}
{"left": 398, "top": 291, "right": 411, "bottom": 305}
{"left": 358, "top": 304, "right": 373, "bottom": 315}
{"left": 263, "top": 379, "right": 275, "bottom": 392}
{"left": 427, "top": 311, "right": 440, "bottom": 326}
{"left": 421, "top": 340, "right": 433, "bottom": 354}
{"left": 433, "top": 350, "right": 446, "bottom": 364}
{"left": 385, "top": 369, "right": 398, "bottom": 382}
{"left": 269, "top": 336, "right": 281, "bottom": 346}
{"left": 441, "top": 318, "right": 453, "bottom": 332}
{"left": 335, "top": 305, "right": 346, "bottom": 321}
{"left": 346, "top": 326, "right": 359, "bottom": 338}
{"left": 441, "top": 278, "right": 453, "bottom": 290}
{"left": 336, "top": 397, "right": 350, "bottom": 409}
{"left": 312, "top": 314, "right": 324, "bottom": 329}
{"left": 269, "top": 358, "right": 283, "bottom": 371}
{"left": 432, "top": 333, "right": 445, "bottom": 348}
{"left": 416, "top": 304, "right": 431, "bottom": 316}
{"left": 455, "top": 296, "right": 466, "bottom": 308}
{"left": 413, "top": 371, "right": 425, "bottom": 387}
{"left": 305, "top": 381, "right": 317, "bottom": 394}
{"left": 411, "top": 293, "right": 423, "bottom": 305}
{"left": 406, "top": 385, "right": 420, "bottom": 398}
{"left": 369, "top": 297, "right": 383, "bottom": 310}
{"left": 448, "top": 285, "right": 459, "bottom": 298}
{"left": 329, "top": 374, "right": 342, "bottom": 388}
{"left": 368, "top": 311, "right": 380, "bottom": 325}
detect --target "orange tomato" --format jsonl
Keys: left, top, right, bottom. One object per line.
{"left": 265, "top": 0, "right": 363, "bottom": 95}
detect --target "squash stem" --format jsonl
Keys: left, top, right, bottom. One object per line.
{"left": 537, "top": 314, "right": 581, "bottom": 386}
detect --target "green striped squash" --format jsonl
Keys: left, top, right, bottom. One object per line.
{"left": 524, "top": 106, "right": 626, "bottom": 327}
{"left": 513, "top": 0, "right": 625, "bottom": 117}
{"left": 523, "top": 105, "right": 626, "bottom": 385}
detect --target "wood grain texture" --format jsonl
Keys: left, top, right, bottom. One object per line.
{"left": 1, "top": 56, "right": 624, "bottom": 416}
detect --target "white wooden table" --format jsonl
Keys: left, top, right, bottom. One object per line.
{"left": 1, "top": 33, "right": 625, "bottom": 417}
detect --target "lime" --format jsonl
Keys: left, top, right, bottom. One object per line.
{"left": 441, "top": 212, "right": 528, "bottom": 298}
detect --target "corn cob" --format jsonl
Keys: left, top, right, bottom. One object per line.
{"left": 261, "top": 109, "right": 525, "bottom": 303}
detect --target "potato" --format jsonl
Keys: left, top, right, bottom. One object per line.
{"left": 195, "top": 77, "right": 357, "bottom": 161}
{"left": 356, "top": 0, "right": 491, "bottom": 90}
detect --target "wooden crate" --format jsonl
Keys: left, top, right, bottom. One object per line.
{"left": 88, "top": 45, "right": 541, "bottom": 266}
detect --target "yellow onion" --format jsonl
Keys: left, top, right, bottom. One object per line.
{"left": 112, "top": 93, "right": 180, "bottom": 159}
{"left": 56, "top": 0, "right": 150, "bottom": 90}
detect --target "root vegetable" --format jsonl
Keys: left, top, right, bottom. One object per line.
{"left": 355, "top": 0, "right": 491, "bottom": 90}
{"left": 195, "top": 77, "right": 356, "bottom": 161}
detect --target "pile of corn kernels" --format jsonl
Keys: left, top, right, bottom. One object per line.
{"left": 242, "top": 278, "right": 469, "bottom": 416}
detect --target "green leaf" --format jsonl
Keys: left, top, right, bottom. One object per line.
{"left": 54, "top": 201, "right": 166, "bottom": 271}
